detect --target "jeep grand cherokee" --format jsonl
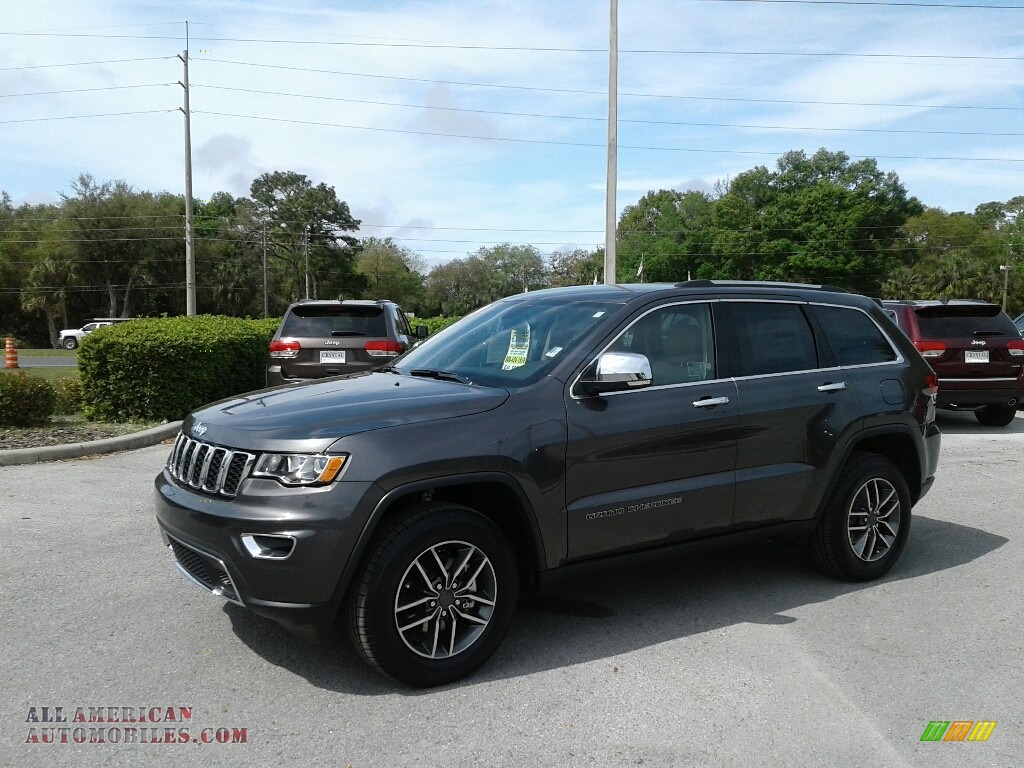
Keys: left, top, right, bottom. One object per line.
{"left": 155, "top": 281, "right": 941, "bottom": 687}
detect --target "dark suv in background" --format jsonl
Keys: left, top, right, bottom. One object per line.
{"left": 157, "top": 281, "right": 941, "bottom": 687}
{"left": 883, "top": 300, "right": 1024, "bottom": 426}
{"left": 266, "top": 299, "right": 427, "bottom": 386}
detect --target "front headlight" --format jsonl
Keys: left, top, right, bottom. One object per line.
{"left": 252, "top": 453, "right": 348, "bottom": 486}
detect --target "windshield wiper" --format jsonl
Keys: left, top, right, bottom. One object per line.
{"left": 409, "top": 369, "right": 471, "bottom": 384}
{"left": 331, "top": 331, "right": 367, "bottom": 336}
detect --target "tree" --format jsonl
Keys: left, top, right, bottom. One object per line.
{"left": 246, "top": 171, "right": 365, "bottom": 307}
{"left": 616, "top": 190, "right": 714, "bottom": 282}
{"left": 356, "top": 237, "right": 427, "bottom": 310}
{"left": 547, "top": 247, "right": 604, "bottom": 286}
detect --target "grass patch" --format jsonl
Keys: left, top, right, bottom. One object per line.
{"left": 16, "top": 349, "right": 77, "bottom": 358}
{"left": 8, "top": 367, "right": 80, "bottom": 382}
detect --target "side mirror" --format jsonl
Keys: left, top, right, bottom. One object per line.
{"left": 577, "top": 352, "right": 652, "bottom": 396}
{"left": 415, "top": 325, "right": 429, "bottom": 338}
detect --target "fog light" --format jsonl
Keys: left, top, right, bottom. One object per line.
{"left": 241, "top": 533, "right": 296, "bottom": 560}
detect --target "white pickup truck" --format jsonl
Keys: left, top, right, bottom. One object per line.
{"left": 57, "top": 318, "right": 130, "bottom": 349}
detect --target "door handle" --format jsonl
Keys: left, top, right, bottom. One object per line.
{"left": 693, "top": 396, "right": 731, "bottom": 408}
{"left": 817, "top": 382, "right": 848, "bottom": 393}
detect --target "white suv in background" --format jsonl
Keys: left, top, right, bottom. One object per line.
{"left": 57, "top": 318, "right": 128, "bottom": 349}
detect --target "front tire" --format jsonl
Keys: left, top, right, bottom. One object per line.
{"left": 975, "top": 405, "right": 1017, "bottom": 427}
{"left": 347, "top": 502, "right": 518, "bottom": 687}
{"left": 812, "top": 453, "right": 911, "bottom": 581}
{"left": 62, "top": 337, "right": 78, "bottom": 350}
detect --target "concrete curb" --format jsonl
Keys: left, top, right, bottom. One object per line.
{"left": 0, "top": 421, "right": 182, "bottom": 466}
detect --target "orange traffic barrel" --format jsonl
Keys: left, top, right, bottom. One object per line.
{"left": 4, "top": 337, "right": 18, "bottom": 368}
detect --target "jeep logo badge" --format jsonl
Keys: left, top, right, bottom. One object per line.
{"left": 971, "top": 339, "right": 987, "bottom": 346}
{"left": 191, "top": 421, "right": 208, "bottom": 437}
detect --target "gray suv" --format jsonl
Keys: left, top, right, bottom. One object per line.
{"left": 156, "top": 281, "right": 941, "bottom": 687}
{"left": 266, "top": 299, "right": 427, "bottom": 386}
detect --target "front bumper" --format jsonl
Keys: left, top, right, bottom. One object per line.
{"left": 154, "top": 470, "right": 377, "bottom": 639}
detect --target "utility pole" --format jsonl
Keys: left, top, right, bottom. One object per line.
{"left": 604, "top": 0, "right": 618, "bottom": 285}
{"left": 1000, "top": 264, "right": 1012, "bottom": 311}
{"left": 262, "top": 222, "right": 269, "bottom": 318}
{"left": 177, "top": 23, "right": 196, "bottom": 316}
{"left": 304, "top": 223, "right": 311, "bottom": 300}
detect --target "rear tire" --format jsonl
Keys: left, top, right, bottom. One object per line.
{"left": 974, "top": 405, "right": 1017, "bottom": 427}
{"left": 812, "top": 453, "right": 911, "bottom": 581}
{"left": 347, "top": 502, "right": 518, "bottom": 687}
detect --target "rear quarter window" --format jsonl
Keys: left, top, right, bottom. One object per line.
{"left": 812, "top": 305, "right": 898, "bottom": 366}
{"left": 727, "top": 301, "right": 819, "bottom": 376}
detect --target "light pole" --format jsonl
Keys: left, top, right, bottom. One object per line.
{"left": 999, "top": 264, "right": 1012, "bottom": 311}
{"left": 303, "top": 223, "right": 311, "bottom": 300}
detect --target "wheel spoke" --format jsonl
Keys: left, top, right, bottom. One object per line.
{"left": 451, "top": 545, "right": 476, "bottom": 583}
{"left": 448, "top": 616, "right": 458, "bottom": 656}
{"left": 430, "top": 546, "right": 450, "bottom": 583}
{"left": 430, "top": 614, "right": 441, "bottom": 657}
{"left": 399, "top": 608, "right": 440, "bottom": 633}
{"left": 452, "top": 606, "right": 488, "bottom": 625}
{"left": 455, "top": 591, "right": 495, "bottom": 607}
{"left": 396, "top": 595, "right": 436, "bottom": 613}
{"left": 850, "top": 529, "right": 869, "bottom": 559}
{"left": 414, "top": 559, "right": 436, "bottom": 593}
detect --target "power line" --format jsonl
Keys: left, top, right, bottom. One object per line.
{"left": 0, "top": 109, "right": 176, "bottom": 125}
{"left": 194, "top": 109, "right": 1024, "bottom": 163}
{"left": 196, "top": 57, "right": 1024, "bottom": 113}
{"left": 0, "top": 84, "right": 175, "bottom": 99}
{"left": 0, "top": 56, "right": 173, "bottom": 71}
{"left": 191, "top": 83, "right": 1024, "bottom": 138}
{"left": 1, "top": 30, "right": 1020, "bottom": 62}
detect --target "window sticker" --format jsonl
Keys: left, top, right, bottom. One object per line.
{"left": 593, "top": 311, "right": 606, "bottom": 318}
{"left": 502, "top": 325, "right": 531, "bottom": 370}
{"left": 545, "top": 346, "right": 563, "bottom": 358}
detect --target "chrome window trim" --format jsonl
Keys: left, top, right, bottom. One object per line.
{"left": 569, "top": 298, "right": 727, "bottom": 401}
{"left": 941, "top": 377, "right": 1020, "bottom": 383}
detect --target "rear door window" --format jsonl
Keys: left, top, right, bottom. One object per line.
{"left": 726, "top": 302, "right": 819, "bottom": 376}
{"left": 281, "top": 306, "right": 387, "bottom": 337}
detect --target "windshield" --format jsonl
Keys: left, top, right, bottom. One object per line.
{"left": 395, "top": 298, "right": 618, "bottom": 387}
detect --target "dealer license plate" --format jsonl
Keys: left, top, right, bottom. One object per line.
{"left": 964, "top": 350, "right": 989, "bottom": 363}
{"left": 320, "top": 350, "right": 347, "bottom": 364}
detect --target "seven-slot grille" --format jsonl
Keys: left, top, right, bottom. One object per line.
{"left": 166, "top": 433, "right": 254, "bottom": 497}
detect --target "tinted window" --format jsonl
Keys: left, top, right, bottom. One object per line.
{"left": 812, "top": 305, "right": 897, "bottom": 366}
{"left": 609, "top": 303, "right": 716, "bottom": 386}
{"left": 729, "top": 302, "right": 818, "bottom": 376}
{"left": 914, "top": 305, "right": 1018, "bottom": 338}
{"left": 281, "top": 306, "right": 386, "bottom": 337}
{"left": 394, "top": 308, "right": 413, "bottom": 337}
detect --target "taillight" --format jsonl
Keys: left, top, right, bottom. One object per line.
{"left": 914, "top": 340, "right": 946, "bottom": 358}
{"left": 364, "top": 340, "right": 405, "bottom": 358}
{"left": 1008, "top": 340, "right": 1024, "bottom": 357}
{"left": 923, "top": 372, "right": 939, "bottom": 397}
{"left": 269, "top": 339, "right": 301, "bottom": 358}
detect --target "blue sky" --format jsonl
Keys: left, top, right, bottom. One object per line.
{"left": 3, "top": 0, "right": 1024, "bottom": 267}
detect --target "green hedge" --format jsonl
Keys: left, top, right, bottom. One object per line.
{"left": 419, "top": 316, "right": 462, "bottom": 336}
{"left": 78, "top": 316, "right": 280, "bottom": 422}
{"left": 51, "top": 378, "right": 83, "bottom": 415}
{"left": 0, "top": 371, "right": 56, "bottom": 426}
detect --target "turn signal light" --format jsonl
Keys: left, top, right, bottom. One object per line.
{"left": 365, "top": 340, "right": 405, "bottom": 357}
{"left": 269, "top": 339, "right": 301, "bottom": 358}
{"left": 914, "top": 340, "right": 946, "bottom": 358}
{"left": 923, "top": 372, "right": 939, "bottom": 397}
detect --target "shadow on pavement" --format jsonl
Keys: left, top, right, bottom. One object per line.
{"left": 935, "top": 409, "right": 1024, "bottom": 434}
{"left": 224, "top": 514, "right": 1006, "bottom": 695}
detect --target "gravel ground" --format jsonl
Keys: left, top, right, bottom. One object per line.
{"left": 0, "top": 415, "right": 160, "bottom": 450}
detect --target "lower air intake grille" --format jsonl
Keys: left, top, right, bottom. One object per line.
{"left": 168, "top": 536, "right": 241, "bottom": 605}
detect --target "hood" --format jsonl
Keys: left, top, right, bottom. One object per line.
{"left": 183, "top": 372, "right": 509, "bottom": 452}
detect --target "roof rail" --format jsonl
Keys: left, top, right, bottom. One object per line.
{"left": 673, "top": 279, "right": 848, "bottom": 293}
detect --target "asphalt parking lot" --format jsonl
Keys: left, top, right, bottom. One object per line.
{"left": 1, "top": 412, "right": 1021, "bottom": 768}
